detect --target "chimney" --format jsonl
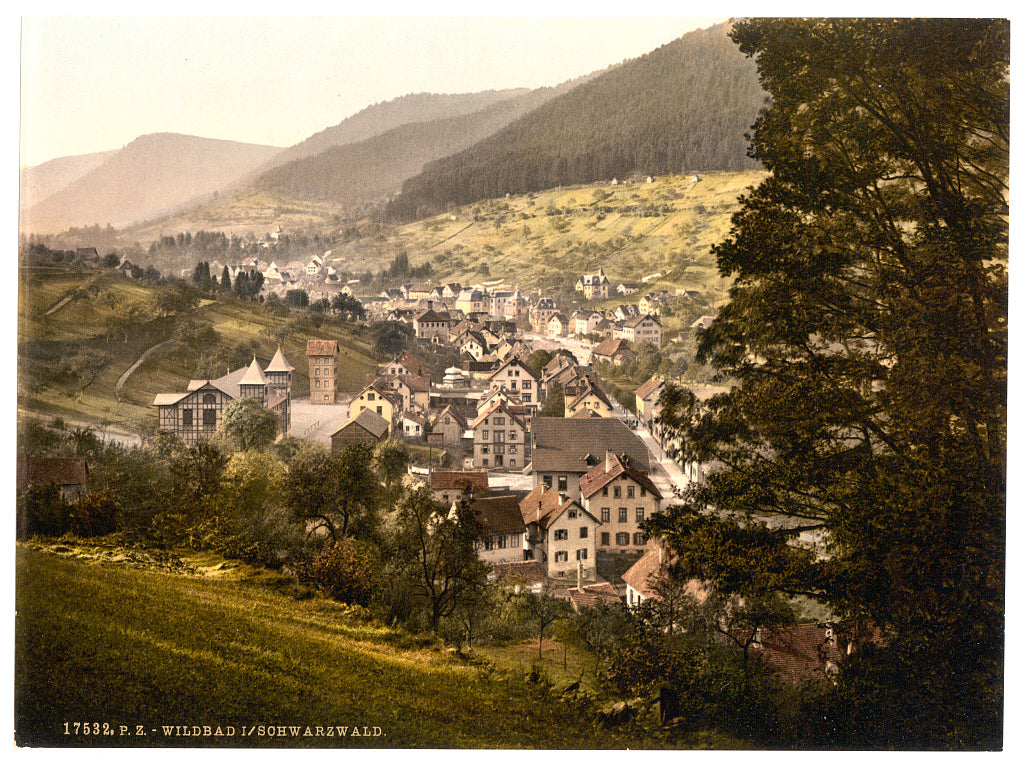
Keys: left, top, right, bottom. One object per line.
{"left": 606, "top": 451, "right": 615, "bottom": 472}
{"left": 577, "top": 561, "right": 583, "bottom": 591}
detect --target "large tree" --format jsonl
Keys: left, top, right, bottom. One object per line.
{"left": 650, "top": 19, "right": 1007, "bottom": 749}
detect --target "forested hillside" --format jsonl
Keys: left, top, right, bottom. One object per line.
{"left": 250, "top": 86, "right": 572, "bottom": 211}
{"left": 385, "top": 23, "right": 765, "bottom": 221}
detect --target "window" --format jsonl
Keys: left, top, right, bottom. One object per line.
{"left": 636, "top": 508, "right": 645, "bottom": 523}
{"left": 509, "top": 445, "right": 517, "bottom": 454}
{"left": 554, "top": 551, "right": 568, "bottom": 563}
{"left": 558, "top": 476, "right": 568, "bottom": 492}
{"left": 602, "top": 487, "right": 609, "bottom": 497}
{"left": 523, "top": 393, "right": 531, "bottom": 402}
{"left": 633, "top": 532, "right": 646, "bottom": 546}
{"left": 616, "top": 532, "right": 630, "bottom": 546}
{"left": 368, "top": 392, "right": 375, "bottom": 401}
{"left": 575, "top": 549, "right": 588, "bottom": 561}
{"left": 324, "top": 395, "right": 330, "bottom": 402}
{"left": 601, "top": 507, "right": 610, "bottom": 522}
{"left": 613, "top": 486, "right": 622, "bottom": 498}
{"left": 641, "top": 487, "right": 647, "bottom": 497}
{"left": 523, "top": 380, "right": 531, "bottom": 389}
{"left": 203, "top": 409, "right": 216, "bottom": 427}
{"left": 579, "top": 527, "right": 588, "bottom": 539}
{"left": 543, "top": 475, "right": 553, "bottom": 487}
{"left": 482, "top": 458, "right": 489, "bottom": 467}
{"left": 627, "top": 485, "right": 635, "bottom": 499}
{"left": 510, "top": 533, "right": 520, "bottom": 548}
{"left": 315, "top": 380, "right": 320, "bottom": 388}
{"left": 494, "top": 416, "right": 505, "bottom": 425}
{"left": 618, "top": 507, "right": 628, "bottom": 523}
{"left": 510, "top": 459, "right": 516, "bottom": 467}
{"left": 481, "top": 446, "right": 489, "bottom": 454}
{"left": 482, "top": 537, "right": 494, "bottom": 551}
{"left": 203, "top": 393, "right": 216, "bottom": 404}
{"left": 182, "top": 408, "right": 193, "bottom": 427}
{"left": 315, "top": 368, "right": 320, "bottom": 376}
{"left": 601, "top": 532, "right": 610, "bottom": 546}
{"left": 496, "top": 534, "right": 508, "bottom": 549}
{"left": 482, "top": 430, "right": 489, "bottom": 441}
{"left": 376, "top": 406, "right": 383, "bottom": 415}
{"left": 554, "top": 529, "right": 568, "bottom": 541}
{"left": 509, "top": 431, "right": 517, "bottom": 440}
{"left": 568, "top": 509, "right": 577, "bottom": 519}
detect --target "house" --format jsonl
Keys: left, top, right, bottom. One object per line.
{"left": 591, "top": 338, "right": 636, "bottom": 366}
{"left": 579, "top": 452, "right": 663, "bottom": 551}
{"left": 564, "top": 380, "right": 615, "bottom": 419}
{"left": 330, "top": 408, "right": 390, "bottom": 453}
{"left": 752, "top": 620, "right": 884, "bottom": 686}
{"left": 381, "top": 351, "right": 427, "bottom": 378}
{"left": 612, "top": 304, "right": 640, "bottom": 322}
{"left": 634, "top": 376, "right": 665, "bottom": 430}
{"left": 400, "top": 410, "right": 431, "bottom": 440}
{"left": 520, "top": 483, "right": 600, "bottom": 580}
{"left": 383, "top": 374, "right": 431, "bottom": 414}
{"left": 429, "top": 469, "right": 489, "bottom": 505}
{"left": 566, "top": 579, "right": 622, "bottom": 612}
{"left": 412, "top": 304, "right": 451, "bottom": 344}
{"left": 575, "top": 268, "right": 611, "bottom": 299}
{"left": 350, "top": 381, "right": 400, "bottom": 425}
{"left": 154, "top": 350, "right": 292, "bottom": 444}
{"left": 455, "top": 288, "right": 487, "bottom": 315}
{"left": 471, "top": 400, "right": 528, "bottom": 470}
{"left": 458, "top": 495, "right": 528, "bottom": 565}
{"left": 441, "top": 282, "right": 463, "bottom": 299}
{"left": 622, "top": 540, "right": 707, "bottom": 609}
{"left": 408, "top": 282, "right": 435, "bottom": 301}
{"left": 428, "top": 405, "right": 469, "bottom": 449}
{"left": 75, "top": 246, "right": 100, "bottom": 266}
{"left": 307, "top": 339, "right": 339, "bottom": 404}
{"left": 615, "top": 314, "right": 662, "bottom": 348}
{"left": 572, "top": 310, "right": 605, "bottom": 337}
{"left": 638, "top": 294, "right": 661, "bottom": 316}
{"left": 485, "top": 356, "right": 541, "bottom": 409}
{"left": 454, "top": 329, "right": 489, "bottom": 361}
{"left": 530, "top": 417, "right": 653, "bottom": 501}
{"left": 616, "top": 282, "right": 639, "bottom": 296}
{"left": 690, "top": 314, "right": 717, "bottom": 331}
{"left": 490, "top": 560, "right": 547, "bottom": 593}
{"left": 16, "top": 457, "right": 88, "bottom": 501}
{"left": 529, "top": 297, "right": 559, "bottom": 330}
{"left": 546, "top": 313, "right": 570, "bottom": 337}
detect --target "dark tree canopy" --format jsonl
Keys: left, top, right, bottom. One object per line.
{"left": 650, "top": 18, "right": 1007, "bottom": 749}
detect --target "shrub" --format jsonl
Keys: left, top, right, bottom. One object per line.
{"left": 298, "top": 539, "right": 378, "bottom": 606}
{"left": 68, "top": 492, "right": 119, "bottom": 537}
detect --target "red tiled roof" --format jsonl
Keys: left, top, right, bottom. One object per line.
{"left": 17, "top": 457, "right": 88, "bottom": 487}
{"left": 635, "top": 376, "right": 665, "bottom": 400}
{"left": 519, "top": 484, "right": 598, "bottom": 529}
{"left": 464, "top": 495, "right": 526, "bottom": 535}
{"left": 754, "top": 620, "right": 885, "bottom": 686}
{"left": 306, "top": 339, "right": 338, "bottom": 356}
{"left": 592, "top": 338, "right": 633, "bottom": 358}
{"left": 567, "top": 582, "right": 622, "bottom": 612}
{"left": 430, "top": 470, "right": 489, "bottom": 491}
{"left": 579, "top": 453, "right": 662, "bottom": 500}
{"left": 491, "top": 560, "right": 547, "bottom": 585}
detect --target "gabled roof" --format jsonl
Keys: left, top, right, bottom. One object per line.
{"left": 471, "top": 400, "right": 527, "bottom": 430}
{"left": 17, "top": 457, "right": 88, "bottom": 487}
{"left": 463, "top": 495, "right": 526, "bottom": 535}
{"left": 531, "top": 417, "right": 653, "bottom": 475}
{"left": 331, "top": 408, "right": 390, "bottom": 438}
{"left": 430, "top": 469, "right": 489, "bottom": 491}
{"left": 592, "top": 338, "right": 634, "bottom": 359}
{"left": 266, "top": 346, "right": 294, "bottom": 373}
{"left": 623, "top": 313, "right": 661, "bottom": 328}
{"left": 566, "top": 382, "right": 613, "bottom": 413}
{"left": 579, "top": 452, "right": 662, "bottom": 500}
{"left": 520, "top": 484, "right": 599, "bottom": 529}
{"left": 621, "top": 542, "right": 706, "bottom": 604}
{"left": 635, "top": 376, "right": 665, "bottom": 400}
{"left": 487, "top": 355, "right": 539, "bottom": 382}
{"left": 567, "top": 582, "right": 622, "bottom": 612}
{"left": 432, "top": 405, "right": 469, "bottom": 429}
{"left": 306, "top": 339, "right": 339, "bottom": 356}
{"left": 398, "top": 374, "right": 432, "bottom": 393}
{"left": 414, "top": 308, "right": 451, "bottom": 323}
{"left": 491, "top": 560, "right": 547, "bottom": 585}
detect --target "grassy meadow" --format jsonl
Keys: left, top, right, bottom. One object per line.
{"left": 14, "top": 543, "right": 659, "bottom": 749}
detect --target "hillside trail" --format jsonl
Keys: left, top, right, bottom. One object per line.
{"left": 116, "top": 338, "right": 177, "bottom": 392}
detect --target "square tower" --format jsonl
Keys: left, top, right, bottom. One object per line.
{"left": 306, "top": 339, "right": 339, "bottom": 404}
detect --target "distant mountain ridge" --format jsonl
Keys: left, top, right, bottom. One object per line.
{"left": 248, "top": 83, "right": 581, "bottom": 212}
{"left": 21, "top": 134, "right": 283, "bottom": 234}
{"left": 385, "top": 22, "right": 766, "bottom": 221}
{"left": 20, "top": 150, "right": 119, "bottom": 210}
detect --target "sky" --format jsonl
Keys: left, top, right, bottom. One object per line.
{"left": 19, "top": 13, "right": 728, "bottom": 168}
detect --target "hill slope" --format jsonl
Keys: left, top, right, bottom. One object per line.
{"left": 19, "top": 150, "right": 118, "bottom": 211}
{"left": 16, "top": 544, "right": 658, "bottom": 748}
{"left": 249, "top": 86, "right": 573, "bottom": 213}
{"left": 21, "top": 134, "right": 283, "bottom": 234}
{"left": 385, "top": 22, "right": 766, "bottom": 220}
{"left": 263, "top": 89, "right": 532, "bottom": 169}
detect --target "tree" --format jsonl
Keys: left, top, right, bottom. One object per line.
{"left": 517, "top": 588, "right": 571, "bottom": 660}
{"left": 370, "top": 320, "right": 413, "bottom": 357}
{"left": 219, "top": 397, "right": 279, "bottom": 451}
{"left": 220, "top": 265, "right": 232, "bottom": 292}
{"left": 388, "top": 486, "right": 489, "bottom": 634}
{"left": 285, "top": 443, "right": 380, "bottom": 542}
{"left": 372, "top": 439, "right": 410, "bottom": 505}
{"left": 650, "top": 19, "right": 1007, "bottom": 748}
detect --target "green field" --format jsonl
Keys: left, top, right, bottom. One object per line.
{"left": 14, "top": 543, "right": 659, "bottom": 749}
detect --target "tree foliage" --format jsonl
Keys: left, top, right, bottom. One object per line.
{"left": 649, "top": 19, "right": 1007, "bottom": 749}
{"left": 219, "top": 397, "right": 279, "bottom": 452}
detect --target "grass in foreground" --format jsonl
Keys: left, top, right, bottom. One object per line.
{"left": 14, "top": 543, "right": 660, "bottom": 749}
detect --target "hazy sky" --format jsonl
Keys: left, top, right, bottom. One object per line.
{"left": 19, "top": 14, "right": 728, "bottom": 168}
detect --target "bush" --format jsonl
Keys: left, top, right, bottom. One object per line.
{"left": 298, "top": 539, "right": 378, "bottom": 606}
{"left": 68, "top": 492, "right": 119, "bottom": 537}
{"left": 19, "top": 485, "right": 72, "bottom": 538}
